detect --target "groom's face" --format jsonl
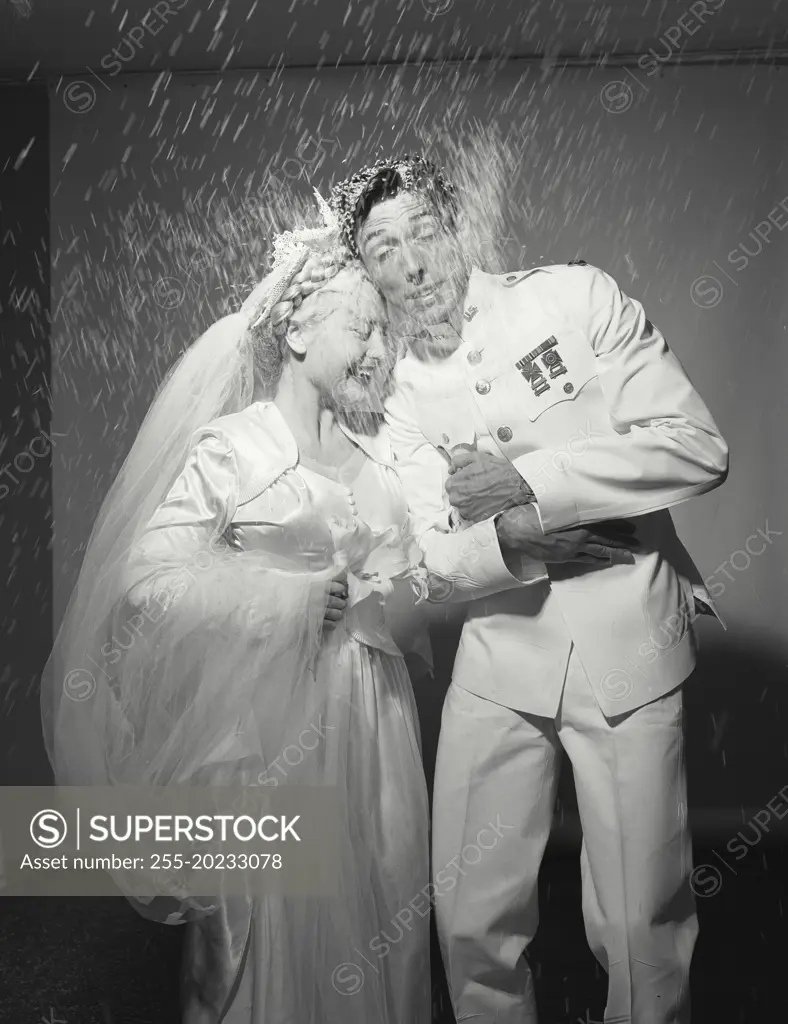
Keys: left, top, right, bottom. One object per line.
{"left": 357, "top": 192, "right": 468, "bottom": 328}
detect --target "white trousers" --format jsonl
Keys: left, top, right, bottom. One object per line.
{"left": 432, "top": 645, "right": 697, "bottom": 1024}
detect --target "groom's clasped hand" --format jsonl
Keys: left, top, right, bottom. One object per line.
{"left": 446, "top": 447, "right": 535, "bottom": 520}
{"left": 447, "top": 448, "right": 640, "bottom": 566}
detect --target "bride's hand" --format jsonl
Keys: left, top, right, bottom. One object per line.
{"left": 323, "top": 573, "right": 349, "bottom": 633}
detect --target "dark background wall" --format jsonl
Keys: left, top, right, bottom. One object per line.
{"left": 0, "top": 82, "right": 50, "bottom": 787}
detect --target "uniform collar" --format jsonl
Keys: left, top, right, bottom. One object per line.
{"left": 425, "top": 266, "right": 491, "bottom": 345}
{"left": 459, "top": 266, "right": 495, "bottom": 346}
{"left": 462, "top": 266, "right": 487, "bottom": 321}
{"left": 400, "top": 267, "right": 493, "bottom": 363}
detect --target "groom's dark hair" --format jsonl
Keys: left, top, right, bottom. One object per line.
{"left": 328, "top": 155, "right": 459, "bottom": 257}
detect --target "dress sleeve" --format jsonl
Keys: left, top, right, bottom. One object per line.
{"left": 121, "top": 431, "right": 240, "bottom": 611}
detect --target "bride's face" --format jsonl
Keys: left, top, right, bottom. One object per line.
{"left": 286, "top": 268, "right": 389, "bottom": 412}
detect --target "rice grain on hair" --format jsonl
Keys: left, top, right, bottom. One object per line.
{"left": 328, "top": 155, "right": 459, "bottom": 258}
{"left": 330, "top": 129, "right": 525, "bottom": 276}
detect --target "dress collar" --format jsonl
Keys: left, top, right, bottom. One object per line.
{"left": 252, "top": 401, "right": 299, "bottom": 469}
{"left": 337, "top": 420, "right": 394, "bottom": 467}
{"left": 251, "top": 400, "right": 393, "bottom": 471}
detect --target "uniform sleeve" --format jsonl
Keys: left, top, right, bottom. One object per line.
{"left": 385, "top": 379, "right": 547, "bottom": 601}
{"left": 122, "top": 431, "right": 240, "bottom": 610}
{"left": 513, "top": 266, "right": 729, "bottom": 531}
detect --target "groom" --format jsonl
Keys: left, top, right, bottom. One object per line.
{"left": 329, "top": 157, "right": 729, "bottom": 1024}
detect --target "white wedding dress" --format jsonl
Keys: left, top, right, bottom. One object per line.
{"left": 113, "top": 400, "right": 431, "bottom": 1024}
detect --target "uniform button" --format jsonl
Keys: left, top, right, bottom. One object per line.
{"left": 563, "top": 382, "right": 574, "bottom": 394}
{"left": 467, "top": 350, "right": 482, "bottom": 365}
{"left": 497, "top": 426, "right": 513, "bottom": 443}
{"left": 475, "top": 379, "right": 491, "bottom": 395}
{"left": 506, "top": 274, "right": 518, "bottom": 282}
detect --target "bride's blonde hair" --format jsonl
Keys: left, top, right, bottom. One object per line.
{"left": 251, "top": 247, "right": 370, "bottom": 395}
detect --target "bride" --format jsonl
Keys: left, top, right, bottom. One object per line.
{"left": 42, "top": 221, "right": 432, "bottom": 1023}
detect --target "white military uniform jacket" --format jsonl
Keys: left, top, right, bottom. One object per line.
{"left": 386, "top": 263, "right": 729, "bottom": 718}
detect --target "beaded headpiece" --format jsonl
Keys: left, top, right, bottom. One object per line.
{"left": 239, "top": 190, "right": 343, "bottom": 329}
{"left": 328, "top": 155, "right": 458, "bottom": 257}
